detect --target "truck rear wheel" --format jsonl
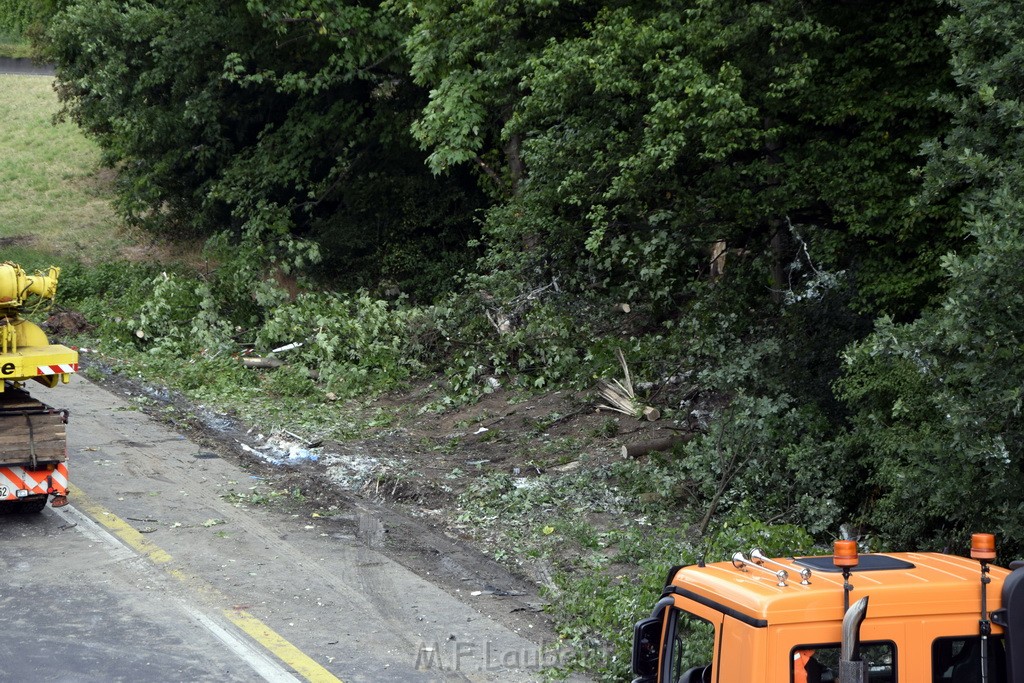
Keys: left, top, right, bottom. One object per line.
{"left": 0, "top": 496, "right": 48, "bottom": 514}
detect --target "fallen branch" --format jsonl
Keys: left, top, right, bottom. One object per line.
{"left": 621, "top": 432, "right": 694, "bottom": 459}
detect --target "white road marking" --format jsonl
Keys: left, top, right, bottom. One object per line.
{"left": 52, "top": 504, "right": 303, "bottom": 683}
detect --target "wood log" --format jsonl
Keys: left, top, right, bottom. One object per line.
{"left": 242, "top": 357, "right": 284, "bottom": 369}
{"left": 614, "top": 303, "right": 631, "bottom": 314}
{"left": 642, "top": 406, "right": 661, "bottom": 422}
{"left": 621, "top": 432, "right": 694, "bottom": 459}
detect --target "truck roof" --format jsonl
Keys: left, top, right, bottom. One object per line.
{"left": 669, "top": 552, "right": 1011, "bottom": 626}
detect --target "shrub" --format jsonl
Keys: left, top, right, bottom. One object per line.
{"left": 255, "top": 291, "right": 427, "bottom": 398}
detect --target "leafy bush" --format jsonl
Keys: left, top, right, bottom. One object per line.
{"left": 255, "top": 291, "right": 427, "bottom": 398}
{"left": 131, "top": 271, "right": 234, "bottom": 356}
{"left": 55, "top": 259, "right": 162, "bottom": 344}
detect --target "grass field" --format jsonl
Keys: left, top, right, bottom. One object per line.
{"left": 0, "top": 74, "right": 121, "bottom": 262}
{"left": 0, "top": 35, "right": 32, "bottom": 59}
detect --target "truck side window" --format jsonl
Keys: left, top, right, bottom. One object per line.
{"left": 665, "top": 610, "right": 714, "bottom": 683}
{"left": 931, "top": 635, "right": 1006, "bottom": 682}
{"left": 790, "top": 642, "right": 895, "bottom": 683}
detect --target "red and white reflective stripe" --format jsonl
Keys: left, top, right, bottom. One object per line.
{"left": 51, "top": 463, "right": 68, "bottom": 492}
{"left": 36, "top": 363, "right": 78, "bottom": 376}
{"left": 0, "top": 465, "right": 68, "bottom": 498}
{"left": 0, "top": 469, "right": 23, "bottom": 496}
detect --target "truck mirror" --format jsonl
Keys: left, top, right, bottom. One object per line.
{"left": 632, "top": 616, "right": 662, "bottom": 680}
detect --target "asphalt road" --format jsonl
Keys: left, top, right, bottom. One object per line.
{"left": 0, "top": 376, "right": 571, "bottom": 683}
{"left": 0, "top": 506, "right": 266, "bottom": 682}
{"left": 0, "top": 58, "right": 54, "bottom": 76}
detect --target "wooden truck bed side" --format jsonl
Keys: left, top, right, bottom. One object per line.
{"left": 0, "top": 389, "right": 67, "bottom": 465}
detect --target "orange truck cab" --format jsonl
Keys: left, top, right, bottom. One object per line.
{"left": 632, "top": 534, "right": 1024, "bottom": 683}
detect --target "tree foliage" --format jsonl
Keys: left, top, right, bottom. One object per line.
{"left": 42, "top": 0, "right": 1024, "bottom": 674}
{"left": 404, "top": 0, "right": 956, "bottom": 317}
{"left": 0, "top": 0, "right": 55, "bottom": 38}
{"left": 839, "top": 0, "right": 1024, "bottom": 553}
{"left": 45, "top": 0, "right": 484, "bottom": 299}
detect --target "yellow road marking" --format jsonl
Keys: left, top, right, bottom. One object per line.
{"left": 67, "top": 485, "right": 343, "bottom": 683}
{"left": 225, "top": 609, "right": 343, "bottom": 683}
{"left": 69, "top": 484, "right": 173, "bottom": 564}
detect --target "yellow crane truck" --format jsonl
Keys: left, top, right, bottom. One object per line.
{"left": 632, "top": 533, "right": 1024, "bottom": 682}
{"left": 0, "top": 262, "right": 78, "bottom": 513}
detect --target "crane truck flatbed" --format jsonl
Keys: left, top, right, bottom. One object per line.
{"left": 0, "top": 262, "right": 77, "bottom": 512}
{"left": 0, "top": 387, "right": 69, "bottom": 510}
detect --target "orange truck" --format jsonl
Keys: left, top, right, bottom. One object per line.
{"left": 632, "top": 534, "right": 1024, "bottom": 682}
{"left": 0, "top": 263, "right": 78, "bottom": 512}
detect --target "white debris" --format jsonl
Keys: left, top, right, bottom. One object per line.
{"left": 240, "top": 432, "right": 320, "bottom": 466}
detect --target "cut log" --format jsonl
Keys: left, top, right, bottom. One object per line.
{"left": 642, "top": 406, "right": 661, "bottom": 422}
{"left": 614, "top": 303, "right": 631, "bottom": 314}
{"left": 621, "top": 432, "right": 694, "bottom": 459}
{"left": 242, "top": 357, "right": 284, "bottom": 369}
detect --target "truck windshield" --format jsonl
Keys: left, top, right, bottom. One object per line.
{"left": 932, "top": 635, "right": 1006, "bottom": 681}
{"left": 790, "top": 642, "right": 895, "bottom": 682}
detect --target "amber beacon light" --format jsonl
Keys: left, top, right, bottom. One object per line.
{"left": 833, "top": 540, "right": 859, "bottom": 612}
{"left": 971, "top": 532, "right": 996, "bottom": 561}
{"left": 833, "top": 540, "right": 859, "bottom": 568}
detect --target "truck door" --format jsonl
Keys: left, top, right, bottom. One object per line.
{"left": 661, "top": 607, "right": 719, "bottom": 682}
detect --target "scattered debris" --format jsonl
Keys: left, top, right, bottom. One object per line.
{"left": 272, "top": 342, "right": 304, "bottom": 353}
{"left": 596, "top": 349, "right": 660, "bottom": 421}
{"left": 241, "top": 357, "right": 284, "bottom": 369}
{"left": 239, "top": 432, "right": 321, "bottom": 466}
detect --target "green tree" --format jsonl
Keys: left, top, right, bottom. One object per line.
{"left": 405, "top": 0, "right": 957, "bottom": 318}
{"left": 397, "top": 0, "right": 598, "bottom": 195}
{"left": 45, "top": 0, "right": 483, "bottom": 299}
{"left": 839, "top": 0, "right": 1024, "bottom": 553}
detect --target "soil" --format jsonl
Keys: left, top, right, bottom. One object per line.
{"left": 78, "top": 354, "right": 680, "bottom": 648}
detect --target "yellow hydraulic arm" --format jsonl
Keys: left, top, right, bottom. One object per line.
{"left": 0, "top": 263, "right": 78, "bottom": 391}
